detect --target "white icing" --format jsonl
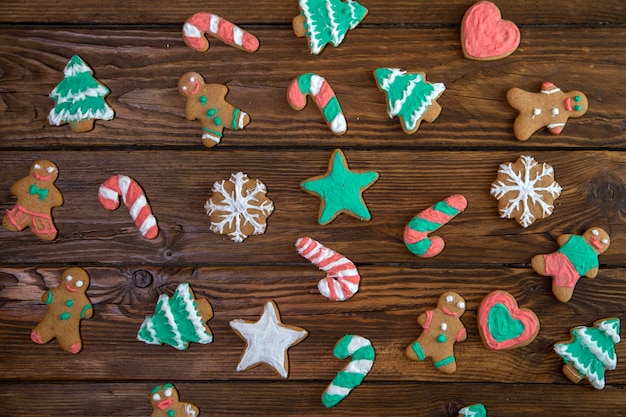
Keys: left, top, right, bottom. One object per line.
{"left": 117, "top": 175, "right": 131, "bottom": 205}
{"left": 346, "top": 335, "right": 372, "bottom": 356}
{"left": 309, "top": 74, "right": 324, "bottom": 96}
{"left": 573, "top": 327, "right": 616, "bottom": 369}
{"left": 551, "top": 107, "right": 560, "bottom": 116}
{"left": 233, "top": 26, "right": 244, "bottom": 46}
{"left": 129, "top": 195, "right": 147, "bottom": 220}
{"left": 330, "top": 113, "right": 347, "bottom": 134}
{"left": 158, "top": 294, "right": 185, "bottom": 350}
{"left": 137, "top": 317, "right": 159, "bottom": 345}
{"left": 440, "top": 323, "right": 448, "bottom": 331}
{"left": 75, "top": 280, "right": 84, "bottom": 288}
{"left": 389, "top": 74, "right": 420, "bottom": 117}
{"left": 209, "top": 14, "right": 220, "bottom": 34}
{"left": 547, "top": 122, "right": 565, "bottom": 129}
{"left": 541, "top": 87, "right": 561, "bottom": 95}
{"left": 598, "top": 319, "right": 621, "bottom": 344}
{"left": 178, "top": 283, "right": 213, "bottom": 344}
{"left": 185, "top": 403, "right": 197, "bottom": 417}
{"left": 446, "top": 295, "right": 454, "bottom": 303}
{"left": 378, "top": 68, "right": 403, "bottom": 91}
{"left": 63, "top": 59, "right": 92, "bottom": 78}
{"left": 326, "top": 0, "right": 341, "bottom": 46}
{"left": 407, "top": 81, "right": 445, "bottom": 131}
{"left": 230, "top": 301, "right": 308, "bottom": 378}
{"left": 237, "top": 111, "right": 248, "bottom": 129}
{"left": 299, "top": 0, "right": 322, "bottom": 54}
{"left": 554, "top": 342, "right": 605, "bottom": 389}
{"left": 325, "top": 384, "right": 352, "bottom": 397}
{"left": 490, "top": 155, "right": 562, "bottom": 228}
{"left": 201, "top": 132, "right": 221, "bottom": 143}
{"left": 205, "top": 172, "right": 274, "bottom": 242}
{"left": 183, "top": 22, "right": 202, "bottom": 38}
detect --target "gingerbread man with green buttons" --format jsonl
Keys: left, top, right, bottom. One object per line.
{"left": 31, "top": 267, "right": 93, "bottom": 354}
{"left": 178, "top": 71, "right": 250, "bottom": 148}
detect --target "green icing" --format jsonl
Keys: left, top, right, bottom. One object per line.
{"left": 301, "top": 149, "right": 379, "bottom": 225}
{"left": 459, "top": 403, "right": 487, "bottom": 417}
{"left": 60, "top": 312, "right": 71, "bottom": 320}
{"left": 487, "top": 303, "right": 524, "bottom": 342}
{"left": 436, "top": 334, "right": 447, "bottom": 343}
{"left": 297, "top": 73, "right": 313, "bottom": 93}
{"left": 29, "top": 184, "right": 49, "bottom": 201}
{"left": 199, "top": 95, "right": 208, "bottom": 105}
{"left": 323, "top": 96, "right": 342, "bottom": 122}
{"left": 374, "top": 68, "right": 444, "bottom": 131}
{"left": 167, "top": 410, "right": 175, "bottom": 417}
{"left": 214, "top": 116, "right": 222, "bottom": 126}
{"left": 300, "top": 0, "right": 368, "bottom": 54}
{"left": 48, "top": 55, "right": 113, "bottom": 124}
{"left": 45, "top": 290, "right": 53, "bottom": 305}
{"left": 65, "top": 299, "right": 74, "bottom": 307}
{"left": 558, "top": 235, "right": 599, "bottom": 276}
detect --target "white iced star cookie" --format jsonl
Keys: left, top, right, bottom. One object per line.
{"left": 230, "top": 300, "right": 308, "bottom": 378}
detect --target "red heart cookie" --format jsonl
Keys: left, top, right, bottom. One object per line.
{"left": 477, "top": 290, "right": 540, "bottom": 350}
{"left": 461, "top": 1, "right": 520, "bottom": 61}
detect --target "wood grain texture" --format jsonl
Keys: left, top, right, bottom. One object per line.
{"left": 1, "top": 0, "right": 625, "bottom": 415}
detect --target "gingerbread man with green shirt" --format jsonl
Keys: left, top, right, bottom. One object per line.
{"left": 532, "top": 227, "right": 610, "bottom": 303}
{"left": 31, "top": 267, "right": 93, "bottom": 353}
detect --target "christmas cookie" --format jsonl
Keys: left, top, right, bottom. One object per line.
{"left": 204, "top": 172, "right": 274, "bottom": 242}
{"left": 178, "top": 72, "right": 250, "bottom": 148}
{"left": 461, "top": 1, "right": 520, "bottom": 61}
{"left": 3, "top": 159, "right": 63, "bottom": 241}
{"left": 183, "top": 12, "right": 260, "bottom": 53}
{"left": 300, "top": 149, "right": 379, "bottom": 225}
{"left": 458, "top": 403, "right": 487, "bottom": 417}
{"left": 292, "top": 0, "right": 368, "bottom": 55}
{"left": 477, "top": 290, "right": 540, "bottom": 350}
{"left": 287, "top": 73, "right": 347, "bottom": 135}
{"left": 230, "top": 300, "right": 308, "bottom": 378}
{"left": 322, "top": 334, "right": 375, "bottom": 408}
{"left": 295, "top": 236, "right": 361, "bottom": 301}
{"left": 403, "top": 195, "right": 467, "bottom": 258}
{"left": 531, "top": 227, "right": 610, "bottom": 303}
{"left": 490, "top": 155, "right": 562, "bottom": 228}
{"left": 137, "top": 283, "right": 213, "bottom": 350}
{"left": 149, "top": 383, "right": 199, "bottom": 417}
{"left": 554, "top": 317, "right": 620, "bottom": 390}
{"left": 48, "top": 55, "right": 114, "bottom": 132}
{"left": 98, "top": 175, "right": 158, "bottom": 239}
{"left": 30, "top": 267, "right": 93, "bottom": 353}
{"left": 507, "top": 82, "right": 588, "bottom": 141}
{"left": 374, "top": 68, "right": 445, "bottom": 134}
{"left": 406, "top": 292, "right": 467, "bottom": 374}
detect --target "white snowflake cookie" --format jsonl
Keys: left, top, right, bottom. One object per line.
{"left": 205, "top": 172, "right": 274, "bottom": 242}
{"left": 490, "top": 155, "right": 562, "bottom": 227}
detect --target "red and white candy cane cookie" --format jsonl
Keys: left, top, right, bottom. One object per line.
{"left": 183, "top": 12, "right": 260, "bottom": 53}
{"left": 296, "top": 237, "right": 360, "bottom": 301}
{"left": 98, "top": 175, "right": 158, "bottom": 239}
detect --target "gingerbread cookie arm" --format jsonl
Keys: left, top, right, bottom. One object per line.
{"left": 585, "top": 267, "right": 600, "bottom": 279}
{"left": 557, "top": 234, "right": 573, "bottom": 246}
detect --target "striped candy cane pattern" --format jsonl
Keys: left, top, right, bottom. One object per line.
{"left": 183, "top": 12, "right": 260, "bottom": 53}
{"left": 98, "top": 175, "right": 158, "bottom": 239}
{"left": 403, "top": 195, "right": 467, "bottom": 258}
{"left": 287, "top": 73, "right": 347, "bottom": 135}
{"left": 322, "top": 334, "right": 375, "bottom": 408}
{"left": 295, "top": 237, "right": 360, "bottom": 301}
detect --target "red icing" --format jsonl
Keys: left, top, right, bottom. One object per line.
{"left": 421, "top": 237, "right": 444, "bottom": 258}
{"left": 462, "top": 1, "right": 520, "bottom": 59}
{"left": 544, "top": 252, "right": 579, "bottom": 288}
{"left": 65, "top": 284, "right": 79, "bottom": 293}
{"left": 422, "top": 309, "right": 433, "bottom": 331}
{"left": 564, "top": 97, "right": 572, "bottom": 112}
{"left": 287, "top": 80, "right": 306, "bottom": 109}
{"left": 418, "top": 207, "right": 454, "bottom": 224}
{"left": 441, "top": 306, "right": 459, "bottom": 317}
{"left": 445, "top": 195, "right": 468, "bottom": 211}
{"left": 542, "top": 82, "right": 557, "bottom": 91}
{"left": 314, "top": 81, "right": 335, "bottom": 109}
{"left": 548, "top": 126, "right": 563, "bottom": 135}
{"left": 403, "top": 227, "right": 427, "bottom": 245}
{"left": 216, "top": 19, "right": 235, "bottom": 44}
{"left": 31, "top": 330, "right": 44, "bottom": 344}
{"left": 33, "top": 173, "right": 53, "bottom": 182}
{"left": 242, "top": 35, "right": 260, "bottom": 52}
{"left": 478, "top": 291, "right": 539, "bottom": 350}
{"left": 455, "top": 328, "right": 467, "bottom": 343}
{"left": 589, "top": 236, "right": 603, "bottom": 251}
{"left": 158, "top": 398, "right": 173, "bottom": 410}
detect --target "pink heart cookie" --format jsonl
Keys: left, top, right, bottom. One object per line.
{"left": 477, "top": 290, "right": 540, "bottom": 350}
{"left": 461, "top": 1, "right": 520, "bottom": 61}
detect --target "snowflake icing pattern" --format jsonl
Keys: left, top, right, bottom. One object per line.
{"left": 205, "top": 172, "right": 274, "bottom": 242}
{"left": 490, "top": 155, "right": 562, "bottom": 228}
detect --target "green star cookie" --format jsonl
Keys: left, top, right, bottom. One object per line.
{"left": 301, "top": 149, "right": 379, "bottom": 225}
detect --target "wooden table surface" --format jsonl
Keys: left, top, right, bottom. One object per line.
{"left": 1, "top": 1, "right": 625, "bottom": 415}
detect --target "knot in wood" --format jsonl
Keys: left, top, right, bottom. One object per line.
{"left": 586, "top": 174, "right": 626, "bottom": 214}
{"left": 133, "top": 270, "right": 153, "bottom": 288}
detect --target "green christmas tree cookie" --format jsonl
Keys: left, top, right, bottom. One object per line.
{"left": 137, "top": 283, "right": 213, "bottom": 351}
{"left": 374, "top": 68, "right": 445, "bottom": 134}
{"left": 554, "top": 317, "right": 620, "bottom": 389}
{"left": 48, "top": 55, "right": 114, "bottom": 132}
{"left": 293, "top": 0, "right": 368, "bottom": 54}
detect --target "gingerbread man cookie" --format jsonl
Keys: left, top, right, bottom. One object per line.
{"left": 31, "top": 267, "right": 93, "bottom": 353}
{"left": 406, "top": 292, "right": 467, "bottom": 373}
{"left": 3, "top": 160, "right": 63, "bottom": 240}
{"left": 178, "top": 72, "right": 250, "bottom": 148}
{"left": 507, "top": 82, "right": 588, "bottom": 141}
{"left": 531, "top": 227, "right": 610, "bottom": 303}
{"left": 150, "top": 383, "right": 199, "bottom": 417}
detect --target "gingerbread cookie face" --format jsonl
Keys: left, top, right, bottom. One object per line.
{"left": 531, "top": 227, "right": 610, "bottom": 303}
{"left": 205, "top": 172, "right": 274, "bottom": 242}
{"left": 461, "top": 1, "right": 520, "bottom": 61}
{"left": 554, "top": 317, "right": 620, "bottom": 390}
{"left": 48, "top": 55, "right": 114, "bottom": 133}
{"left": 490, "top": 155, "right": 562, "bottom": 228}
{"left": 178, "top": 72, "right": 250, "bottom": 148}
{"left": 374, "top": 68, "right": 445, "bottom": 134}
{"left": 3, "top": 159, "right": 63, "bottom": 240}
{"left": 149, "top": 383, "right": 199, "bottom": 417}
{"left": 292, "top": 0, "right": 368, "bottom": 55}
{"left": 507, "top": 82, "right": 588, "bottom": 141}
{"left": 405, "top": 292, "right": 467, "bottom": 374}
{"left": 31, "top": 267, "right": 93, "bottom": 353}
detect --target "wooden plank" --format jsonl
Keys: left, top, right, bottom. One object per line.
{"left": 0, "top": 0, "right": 624, "bottom": 25}
{"left": 1, "top": 381, "right": 625, "bottom": 416}
{"left": 1, "top": 267, "right": 624, "bottom": 383}
{"left": 1, "top": 149, "right": 625, "bottom": 266}
{"left": 0, "top": 27, "right": 624, "bottom": 149}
